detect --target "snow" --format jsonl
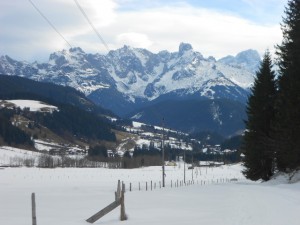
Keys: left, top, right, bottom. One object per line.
{"left": 1, "top": 45, "right": 257, "bottom": 104}
{"left": 0, "top": 142, "right": 299, "bottom": 225}
{"left": 77, "top": 83, "right": 110, "bottom": 95}
{"left": 141, "top": 132, "right": 155, "bottom": 137}
{"left": 132, "top": 121, "right": 145, "bottom": 128}
{"left": 34, "top": 139, "right": 64, "bottom": 152}
{"left": 0, "top": 146, "right": 41, "bottom": 166}
{"left": 3, "top": 100, "right": 58, "bottom": 112}
{"left": 135, "top": 138, "right": 151, "bottom": 147}
{"left": 0, "top": 159, "right": 300, "bottom": 225}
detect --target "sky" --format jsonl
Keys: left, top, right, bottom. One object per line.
{"left": 0, "top": 0, "right": 288, "bottom": 62}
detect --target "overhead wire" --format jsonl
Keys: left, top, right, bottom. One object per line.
{"left": 74, "top": 0, "right": 110, "bottom": 52}
{"left": 28, "top": 0, "right": 72, "bottom": 49}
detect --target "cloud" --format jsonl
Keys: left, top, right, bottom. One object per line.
{"left": 116, "top": 32, "right": 153, "bottom": 48}
{"left": 109, "top": 5, "right": 282, "bottom": 58}
{"left": 0, "top": 0, "right": 283, "bottom": 61}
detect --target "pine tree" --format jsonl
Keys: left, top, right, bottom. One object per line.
{"left": 243, "top": 51, "right": 277, "bottom": 181}
{"left": 273, "top": 0, "right": 300, "bottom": 172}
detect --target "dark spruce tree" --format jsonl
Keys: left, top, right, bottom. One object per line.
{"left": 273, "top": 0, "right": 300, "bottom": 172}
{"left": 242, "top": 51, "right": 277, "bottom": 181}
{"left": 88, "top": 145, "right": 108, "bottom": 158}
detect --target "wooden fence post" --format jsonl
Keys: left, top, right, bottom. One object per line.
{"left": 120, "top": 183, "right": 127, "bottom": 221}
{"left": 32, "top": 193, "right": 37, "bottom": 225}
{"left": 117, "top": 180, "right": 121, "bottom": 197}
{"left": 122, "top": 181, "right": 125, "bottom": 192}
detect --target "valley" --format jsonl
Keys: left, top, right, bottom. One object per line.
{"left": 1, "top": 1, "right": 300, "bottom": 225}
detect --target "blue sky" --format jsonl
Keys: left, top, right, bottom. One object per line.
{"left": 116, "top": 0, "right": 286, "bottom": 24}
{"left": 0, "top": 0, "right": 287, "bottom": 61}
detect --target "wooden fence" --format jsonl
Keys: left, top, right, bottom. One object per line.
{"left": 86, "top": 180, "right": 127, "bottom": 223}
{"left": 124, "top": 177, "right": 240, "bottom": 192}
{"left": 31, "top": 180, "right": 128, "bottom": 225}
{"left": 30, "top": 177, "right": 240, "bottom": 224}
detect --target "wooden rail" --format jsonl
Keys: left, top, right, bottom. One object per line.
{"left": 86, "top": 180, "right": 127, "bottom": 223}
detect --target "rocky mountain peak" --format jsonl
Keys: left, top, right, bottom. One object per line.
{"left": 69, "top": 47, "right": 85, "bottom": 54}
{"left": 218, "top": 49, "right": 261, "bottom": 74}
{"left": 178, "top": 42, "right": 193, "bottom": 56}
{"left": 235, "top": 49, "right": 261, "bottom": 65}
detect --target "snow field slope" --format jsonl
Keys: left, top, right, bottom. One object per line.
{"left": 2, "top": 100, "right": 58, "bottom": 112}
{"left": 0, "top": 164, "right": 300, "bottom": 225}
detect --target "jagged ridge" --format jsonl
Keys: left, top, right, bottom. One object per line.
{"left": 0, "top": 43, "right": 260, "bottom": 116}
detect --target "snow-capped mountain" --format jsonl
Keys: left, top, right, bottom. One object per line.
{"left": 0, "top": 43, "right": 260, "bottom": 116}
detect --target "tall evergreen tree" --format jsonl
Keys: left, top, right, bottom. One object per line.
{"left": 243, "top": 51, "right": 277, "bottom": 181}
{"left": 273, "top": 0, "right": 300, "bottom": 172}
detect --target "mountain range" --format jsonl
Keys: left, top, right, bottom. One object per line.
{"left": 0, "top": 43, "right": 260, "bottom": 136}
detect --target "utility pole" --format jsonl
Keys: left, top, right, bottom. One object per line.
{"left": 162, "top": 118, "right": 165, "bottom": 188}
{"left": 184, "top": 147, "right": 186, "bottom": 184}
{"left": 191, "top": 151, "right": 194, "bottom": 181}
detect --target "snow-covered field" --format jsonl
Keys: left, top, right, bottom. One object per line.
{"left": 0, "top": 163, "right": 300, "bottom": 225}
{"left": 1, "top": 100, "right": 58, "bottom": 112}
{"left": 0, "top": 146, "right": 41, "bottom": 166}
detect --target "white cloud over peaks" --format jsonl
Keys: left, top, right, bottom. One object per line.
{"left": 75, "top": 0, "right": 118, "bottom": 27}
{"left": 109, "top": 5, "right": 282, "bottom": 58}
{"left": 116, "top": 32, "right": 153, "bottom": 48}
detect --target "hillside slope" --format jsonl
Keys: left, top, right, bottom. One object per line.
{"left": 129, "top": 99, "right": 246, "bottom": 136}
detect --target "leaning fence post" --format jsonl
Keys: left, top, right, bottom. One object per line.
{"left": 86, "top": 181, "right": 123, "bottom": 223}
{"left": 32, "top": 193, "right": 37, "bottom": 225}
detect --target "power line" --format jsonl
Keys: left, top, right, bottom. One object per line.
{"left": 28, "top": 0, "right": 72, "bottom": 49}
{"left": 74, "top": 0, "right": 110, "bottom": 52}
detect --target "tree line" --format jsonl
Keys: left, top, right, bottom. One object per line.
{"left": 0, "top": 108, "right": 34, "bottom": 148}
{"left": 243, "top": 0, "right": 300, "bottom": 181}
{"left": 0, "top": 101, "right": 116, "bottom": 145}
